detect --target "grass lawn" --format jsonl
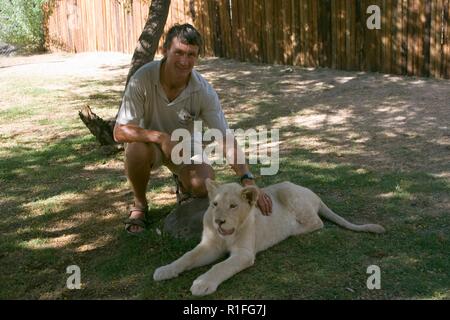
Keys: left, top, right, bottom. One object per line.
{"left": 0, "top": 52, "right": 449, "bottom": 299}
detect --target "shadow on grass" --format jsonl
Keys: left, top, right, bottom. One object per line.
{"left": 1, "top": 129, "right": 448, "bottom": 299}
{"left": 0, "top": 133, "right": 178, "bottom": 299}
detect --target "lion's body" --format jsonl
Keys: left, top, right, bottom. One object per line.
{"left": 154, "top": 180, "right": 385, "bottom": 296}
{"left": 253, "top": 182, "right": 325, "bottom": 252}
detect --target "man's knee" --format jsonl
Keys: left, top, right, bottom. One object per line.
{"left": 179, "top": 164, "right": 214, "bottom": 197}
{"left": 125, "top": 142, "right": 158, "bottom": 168}
{"left": 189, "top": 178, "right": 208, "bottom": 197}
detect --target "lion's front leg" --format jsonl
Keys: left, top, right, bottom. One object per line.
{"left": 190, "top": 249, "right": 255, "bottom": 296}
{"left": 153, "top": 241, "right": 224, "bottom": 281}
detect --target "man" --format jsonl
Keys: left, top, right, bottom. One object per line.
{"left": 114, "top": 24, "right": 272, "bottom": 234}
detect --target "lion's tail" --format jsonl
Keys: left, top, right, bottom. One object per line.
{"left": 318, "top": 201, "right": 385, "bottom": 234}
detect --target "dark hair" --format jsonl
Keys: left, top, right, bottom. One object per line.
{"left": 163, "top": 23, "right": 203, "bottom": 54}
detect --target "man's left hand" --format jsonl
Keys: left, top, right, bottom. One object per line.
{"left": 242, "top": 179, "right": 273, "bottom": 215}
{"left": 257, "top": 190, "right": 273, "bottom": 216}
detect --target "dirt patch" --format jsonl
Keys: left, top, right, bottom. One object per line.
{"left": 192, "top": 58, "right": 450, "bottom": 177}
{"left": 1, "top": 51, "right": 449, "bottom": 196}
{"left": 2, "top": 51, "right": 449, "bottom": 207}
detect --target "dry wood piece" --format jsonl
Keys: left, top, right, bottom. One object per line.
{"left": 78, "top": 105, "right": 116, "bottom": 146}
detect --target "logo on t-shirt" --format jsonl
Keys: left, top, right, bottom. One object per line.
{"left": 177, "top": 108, "right": 194, "bottom": 125}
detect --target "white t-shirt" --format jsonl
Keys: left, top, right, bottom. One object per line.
{"left": 116, "top": 59, "right": 229, "bottom": 136}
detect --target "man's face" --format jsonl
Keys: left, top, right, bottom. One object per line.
{"left": 164, "top": 37, "right": 199, "bottom": 78}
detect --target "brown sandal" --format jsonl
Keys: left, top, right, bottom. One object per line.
{"left": 124, "top": 206, "right": 149, "bottom": 235}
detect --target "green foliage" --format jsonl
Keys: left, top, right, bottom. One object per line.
{"left": 0, "top": 0, "right": 47, "bottom": 52}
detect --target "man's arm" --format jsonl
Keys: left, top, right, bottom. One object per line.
{"left": 220, "top": 135, "right": 273, "bottom": 215}
{"left": 197, "top": 83, "right": 272, "bottom": 214}
{"left": 113, "top": 123, "right": 165, "bottom": 144}
{"left": 113, "top": 123, "right": 175, "bottom": 159}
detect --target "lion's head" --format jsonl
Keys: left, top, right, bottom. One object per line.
{"left": 204, "top": 178, "right": 259, "bottom": 237}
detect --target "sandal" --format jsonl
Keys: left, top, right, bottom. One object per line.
{"left": 124, "top": 205, "right": 149, "bottom": 235}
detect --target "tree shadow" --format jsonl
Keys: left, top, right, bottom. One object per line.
{"left": 0, "top": 133, "right": 177, "bottom": 299}
{"left": 1, "top": 56, "right": 449, "bottom": 299}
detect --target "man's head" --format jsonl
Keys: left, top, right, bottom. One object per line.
{"left": 163, "top": 23, "right": 203, "bottom": 53}
{"left": 162, "top": 24, "right": 203, "bottom": 79}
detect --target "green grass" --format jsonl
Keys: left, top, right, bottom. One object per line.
{"left": 0, "top": 104, "right": 40, "bottom": 120}
{"left": 0, "top": 54, "right": 449, "bottom": 300}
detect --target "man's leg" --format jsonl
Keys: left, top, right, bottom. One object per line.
{"left": 177, "top": 164, "right": 215, "bottom": 198}
{"left": 162, "top": 163, "right": 215, "bottom": 239}
{"left": 125, "top": 142, "right": 161, "bottom": 233}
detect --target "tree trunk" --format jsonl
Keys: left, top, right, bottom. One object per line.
{"left": 125, "top": 0, "right": 171, "bottom": 88}
{"left": 79, "top": 0, "right": 171, "bottom": 146}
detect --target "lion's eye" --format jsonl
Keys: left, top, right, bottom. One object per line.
{"left": 230, "top": 204, "right": 237, "bottom": 209}
{"left": 212, "top": 202, "right": 218, "bottom": 207}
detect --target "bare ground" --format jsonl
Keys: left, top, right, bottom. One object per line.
{"left": 1, "top": 52, "right": 448, "bottom": 177}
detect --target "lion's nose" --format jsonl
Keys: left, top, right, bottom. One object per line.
{"left": 215, "top": 219, "right": 226, "bottom": 226}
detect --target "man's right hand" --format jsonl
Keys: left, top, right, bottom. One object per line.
{"left": 113, "top": 124, "right": 180, "bottom": 162}
{"left": 159, "top": 132, "right": 179, "bottom": 161}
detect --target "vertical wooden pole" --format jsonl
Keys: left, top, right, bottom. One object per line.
{"left": 331, "top": 0, "right": 336, "bottom": 69}
{"left": 423, "top": 0, "right": 432, "bottom": 77}
{"left": 312, "top": 0, "right": 319, "bottom": 67}
{"left": 444, "top": 0, "right": 450, "bottom": 78}
{"left": 292, "top": 0, "right": 301, "bottom": 65}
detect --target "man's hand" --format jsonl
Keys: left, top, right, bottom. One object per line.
{"left": 242, "top": 180, "right": 272, "bottom": 215}
{"left": 159, "top": 132, "right": 179, "bottom": 160}
{"left": 257, "top": 189, "right": 273, "bottom": 216}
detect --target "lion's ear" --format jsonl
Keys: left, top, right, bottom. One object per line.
{"left": 205, "top": 178, "right": 219, "bottom": 199}
{"left": 241, "top": 186, "right": 259, "bottom": 207}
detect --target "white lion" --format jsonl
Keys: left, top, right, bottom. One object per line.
{"left": 153, "top": 179, "right": 385, "bottom": 296}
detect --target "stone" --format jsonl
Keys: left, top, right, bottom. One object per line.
{"left": 163, "top": 197, "right": 210, "bottom": 240}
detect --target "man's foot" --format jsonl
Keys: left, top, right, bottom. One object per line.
{"left": 124, "top": 206, "right": 149, "bottom": 235}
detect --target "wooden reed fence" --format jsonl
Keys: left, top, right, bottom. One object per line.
{"left": 45, "top": 0, "right": 450, "bottom": 79}
{"left": 44, "top": 0, "right": 194, "bottom": 54}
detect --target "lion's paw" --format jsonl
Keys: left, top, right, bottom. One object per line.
{"left": 153, "top": 265, "right": 179, "bottom": 281}
{"left": 190, "top": 278, "right": 218, "bottom": 296}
